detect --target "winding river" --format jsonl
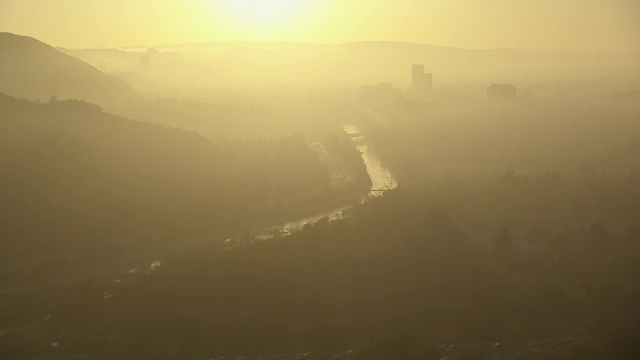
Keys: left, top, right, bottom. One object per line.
{"left": 122, "top": 124, "right": 398, "bottom": 275}
{"left": 272, "top": 124, "right": 398, "bottom": 235}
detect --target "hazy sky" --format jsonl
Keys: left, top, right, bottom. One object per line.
{"left": 1, "top": 0, "right": 639, "bottom": 52}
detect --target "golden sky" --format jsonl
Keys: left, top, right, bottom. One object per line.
{"left": 1, "top": 0, "right": 639, "bottom": 52}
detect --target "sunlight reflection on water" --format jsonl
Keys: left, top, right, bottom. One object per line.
{"left": 263, "top": 123, "right": 398, "bottom": 236}
{"left": 147, "top": 260, "right": 162, "bottom": 273}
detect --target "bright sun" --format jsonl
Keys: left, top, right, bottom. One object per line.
{"left": 218, "top": 0, "right": 315, "bottom": 29}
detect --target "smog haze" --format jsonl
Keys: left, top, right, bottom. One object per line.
{"left": 1, "top": 1, "right": 640, "bottom": 359}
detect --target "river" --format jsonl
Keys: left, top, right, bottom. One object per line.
{"left": 271, "top": 123, "right": 398, "bottom": 235}
{"left": 112, "top": 124, "right": 398, "bottom": 280}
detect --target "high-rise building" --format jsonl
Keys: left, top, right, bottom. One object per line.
{"left": 424, "top": 73, "right": 433, "bottom": 90}
{"left": 412, "top": 65, "right": 433, "bottom": 92}
{"left": 412, "top": 64, "right": 425, "bottom": 91}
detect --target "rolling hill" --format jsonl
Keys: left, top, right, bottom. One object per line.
{"left": 0, "top": 94, "right": 336, "bottom": 254}
{"left": 0, "top": 32, "right": 138, "bottom": 106}
{"left": 0, "top": 93, "right": 233, "bottom": 249}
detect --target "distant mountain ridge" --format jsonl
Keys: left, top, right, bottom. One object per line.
{"left": 0, "top": 32, "right": 137, "bottom": 106}
{"left": 109, "top": 40, "right": 640, "bottom": 55}
{"left": 59, "top": 39, "right": 640, "bottom": 94}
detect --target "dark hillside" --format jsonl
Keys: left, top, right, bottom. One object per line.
{"left": 0, "top": 33, "right": 137, "bottom": 105}
{"left": 0, "top": 94, "right": 233, "bottom": 250}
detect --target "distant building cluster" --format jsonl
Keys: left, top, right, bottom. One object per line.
{"left": 412, "top": 64, "right": 433, "bottom": 92}
{"left": 487, "top": 84, "right": 517, "bottom": 101}
{"left": 356, "top": 65, "right": 525, "bottom": 104}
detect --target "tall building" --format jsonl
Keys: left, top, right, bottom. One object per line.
{"left": 412, "top": 64, "right": 433, "bottom": 92}
{"left": 412, "top": 64, "right": 425, "bottom": 91}
{"left": 487, "top": 84, "right": 517, "bottom": 101}
{"left": 424, "top": 73, "right": 433, "bottom": 90}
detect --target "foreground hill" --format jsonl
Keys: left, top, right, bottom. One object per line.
{"left": 0, "top": 94, "right": 359, "bottom": 260}
{"left": 0, "top": 32, "right": 137, "bottom": 105}
{"left": 0, "top": 94, "right": 234, "bottom": 250}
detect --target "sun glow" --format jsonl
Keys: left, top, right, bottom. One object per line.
{"left": 217, "top": 0, "right": 317, "bottom": 30}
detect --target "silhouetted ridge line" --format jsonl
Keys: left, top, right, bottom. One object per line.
{"left": 0, "top": 32, "right": 138, "bottom": 106}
